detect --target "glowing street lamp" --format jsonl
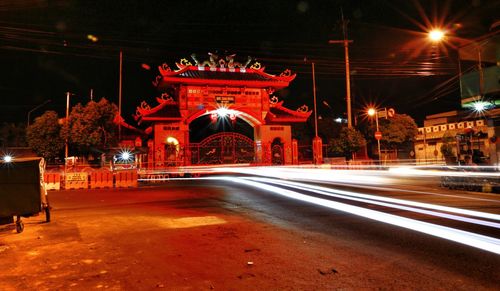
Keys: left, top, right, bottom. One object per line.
{"left": 428, "top": 29, "right": 445, "bottom": 42}
{"left": 426, "top": 28, "right": 490, "bottom": 110}
{"left": 3, "top": 155, "right": 13, "bottom": 163}
{"left": 367, "top": 107, "right": 382, "bottom": 161}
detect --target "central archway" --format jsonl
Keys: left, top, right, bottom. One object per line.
{"left": 190, "top": 132, "right": 255, "bottom": 164}
{"left": 188, "top": 109, "right": 256, "bottom": 165}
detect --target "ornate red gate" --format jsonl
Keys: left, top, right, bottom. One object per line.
{"left": 189, "top": 132, "right": 255, "bottom": 165}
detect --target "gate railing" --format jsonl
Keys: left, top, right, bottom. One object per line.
{"left": 188, "top": 132, "right": 255, "bottom": 165}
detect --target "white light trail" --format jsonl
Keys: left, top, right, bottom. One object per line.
{"left": 388, "top": 166, "right": 500, "bottom": 178}
{"left": 216, "top": 166, "right": 392, "bottom": 185}
{"left": 248, "top": 177, "right": 500, "bottom": 221}
{"left": 246, "top": 177, "right": 500, "bottom": 228}
{"left": 221, "top": 177, "right": 500, "bottom": 255}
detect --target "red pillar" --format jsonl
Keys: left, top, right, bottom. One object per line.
{"left": 313, "top": 136, "right": 323, "bottom": 165}
{"left": 292, "top": 139, "right": 298, "bottom": 165}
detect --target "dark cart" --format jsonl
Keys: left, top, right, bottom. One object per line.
{"left": 0, "top": 157, "right": 50, "bottom": 233}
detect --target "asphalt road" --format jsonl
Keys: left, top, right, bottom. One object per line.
{"left": 1, "top": 175, "right": 499, "bottom": 290}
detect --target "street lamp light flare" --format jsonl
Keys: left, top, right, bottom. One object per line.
{"left": 472, "top": 101, "right": 490, "bottom": 113}
{"left": 367, "top": 108, "right": 376, "bottom": 116}
{"left": 428, "top": 29, "right": 445, "bottom": 42}
{"left": 118, "top": 149, "right": 133, "bottom": 162}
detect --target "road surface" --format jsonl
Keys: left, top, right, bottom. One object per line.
{"left": 1, "top": 172, "right": 499, "bottom": 290}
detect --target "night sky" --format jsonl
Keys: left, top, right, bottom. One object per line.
{"left": 0, "top": 0, "right": 498, "bottom": 126}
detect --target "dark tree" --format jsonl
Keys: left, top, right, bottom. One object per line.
{"left": 26, "top": 111, "right": 64, "bottom": 162}
{"left": 62, "top": 98, "right": 119, "bottom": 156}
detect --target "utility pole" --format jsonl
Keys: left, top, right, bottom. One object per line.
{"left": 329, "top": 11, "right": 353, "bottom": 128}
{"left": 311, "top": 62, "right": 322, "bottom": 165}
{"left": 118, "top": 50, "right": 123, "bottom": 142}
{"left": 312, "top": 62, "right": 318, "bottom": 138}
{"left": 65, "top": 91, "right": 73, "bottom": 174}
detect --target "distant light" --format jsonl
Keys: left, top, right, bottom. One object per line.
{"left": 216, "top": 107, "right": 230, "bottom": 118}
{"left": 3, "top": 155, "right": 12, "bottom": 163}
{"left": 141, "top": 63, "right": 151, "bottom": 70}
{"left": 472, "top": 101, "right": 489, "bottom": 113}
{"left": 428, "top": 29, "right": 445, "bottom": 42}
{"left": 367, "top": 108, "right": 376, "bottom": 116}
{"left": 166, "top": 137, "right": 179, "bottom": 145}
{"left": 118, "top": 150, "right": 133, "bottom": 162}
{"left": 335, "top": 117, "right": 343, "bottom": 123}
{"left": 87, "top": 34, "right": 98, "bottom": 42}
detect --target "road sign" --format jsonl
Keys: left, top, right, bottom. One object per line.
{"left": 387, "top": 108, "right": 395, "bottom": 118}
{"left": 374, "top": 131, "right": 382, "bottom": 140}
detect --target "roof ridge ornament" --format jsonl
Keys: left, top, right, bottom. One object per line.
{"left": 269, "top": 96, "right": 279, "bottom": 105}
{"left": 175, "top": 58, "right": 193, "bottom": 70}
{"left": 157, "top": 93, "right": 174, "bottom": 104}
{"left": 134, "top": 101, "right": 152, "bottom": 120}
{"left": 180, "top": 53, "right": 256, "bottom": 70}
{"left": 297, "top": 105, "right": 309, "bottom": 113}
{"left": 158, "top": 63, "right": 172, "bottom": 76}
{"left": 280, "top": 69, "right": 292, "bottom": 77}
{"left": 250, "top": 62, "right": 262, "bottom": 70}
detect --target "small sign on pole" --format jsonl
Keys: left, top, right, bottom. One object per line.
{"left": 374, "top": 131, "right": 382, "bottom": 140}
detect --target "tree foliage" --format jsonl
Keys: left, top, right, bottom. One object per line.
{"left": 440, "top": 131, "right": 456, "bottom": 157}
{"left": 62, "top": 98, "right": 118, "bottom": 154}
{"left": 379, "top": 114, "right": 418, "bottom": 149}
{"left": 328, "top": 127, "right": 366, "bottom": 159}
{"left": 26, "top": 111, "right": 64, "bottom": 161}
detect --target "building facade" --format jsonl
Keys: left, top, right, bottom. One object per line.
{"left": 414, "top": 109, "right": 500, "bottom": 166}
{"left": 133, "top": 53, "right": 311, "bottom": 168}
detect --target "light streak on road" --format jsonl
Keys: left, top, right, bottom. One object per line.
{"left": 221, "top": 177, "right": 500, "bottom": 255}
{"left": 388, "top": 165, "right": 500, "bottom": 178}
{"left": 213, "top": 165, "right": 499, "bottom": 186}
{"left": 246, "top": 177, "right": 500, "bottom": 221}
{"left": 245, "top": 177, "right": 500, "bottom": 229}
{"left": 329, "top": 182, "right": 500, "bottom": 203}
{"left": 216, "top": 166, "right": 393, "bottom": 185}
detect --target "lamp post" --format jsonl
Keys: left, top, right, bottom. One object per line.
{"left": 27, "top": 99, "right": 51, "bottom": 128}
{"left": 65, "top": 92, "right": 75, "bottom": 171}
{"left": 368, "top": 107, "right": 382, "bottom": 161}
{"left": 427, "top": 28, "right": 491, "bottom": 108}
{"left": 311, "top": 62, "right": 322, "bottom": 165}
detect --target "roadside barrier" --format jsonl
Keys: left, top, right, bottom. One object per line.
{"left": 115, "top": 170, "right": 138, "bottom": 188}
{"left": 44, "top": 173, "right": 61, "bottom": 190}
{"left": 90, "top": 171, "right": 114, "bottom": 189}
{"left": 65, "top": 172, "right": 89, "bottom": 190}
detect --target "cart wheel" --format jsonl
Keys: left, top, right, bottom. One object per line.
{"left": 16, "top": 219, "right": 24, "bottom": 233}
{"left": 45, "top": 206, "right": 51, "bottom": 223}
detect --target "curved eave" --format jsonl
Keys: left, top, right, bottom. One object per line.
{"left": 267, "top": 117, "right": 310, "bottom": 123}
{"left": 141, "top": 117, "right": 183, "bottom": 122}
{"left": 159, "top": 77, "right": 291, "bottom": 89}
{"left": 271, "top": 103, "right": 313, "bottom": 119}
{"left": 160, "top": 65, "right": 191, "bottom": 77}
